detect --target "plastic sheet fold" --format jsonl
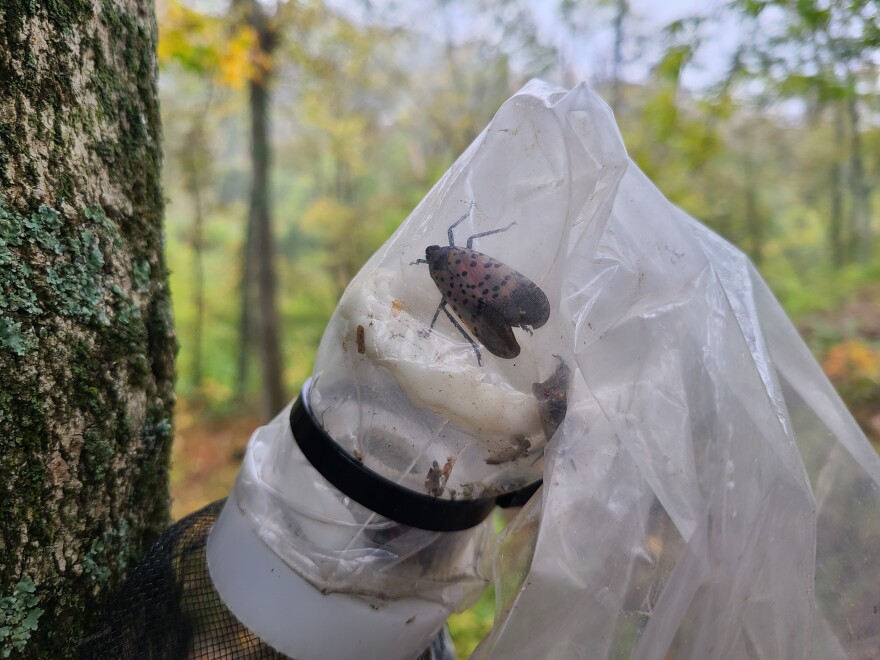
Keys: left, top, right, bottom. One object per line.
{"left": 469, "top": 81, "right": 880, "bottom": 659}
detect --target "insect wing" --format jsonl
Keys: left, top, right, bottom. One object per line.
{"left": 468, "top": 302, "right": 520, "bottom": 358}
{"left": 456, "top": 247, "right": 549, "bottom": 331}
{"left": 432, "top": 247, "right": 522, "bottom": 358}
{"left": 498, "top": 277, "right": 550, "bottom": 330}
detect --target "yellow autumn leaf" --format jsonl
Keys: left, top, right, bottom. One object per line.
{"left": 218, "top": 26, "right": 258, "bottom": 89}
{"left": 157, "top": 0, "right": 270, "bottom": 88}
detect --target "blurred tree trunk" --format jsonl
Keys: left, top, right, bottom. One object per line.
{"left": 235, "top": 211, "right": 256, "bottom": 401}
{"left": 744, "top": 159, "right": 763, "bottom": 266}
{"left": 735, "top": 121, "right": 764, "bottom": 266}
{"left": 611, "top": 0, "right": 628, "bottom": 111}
{"left": 829, "top": 104, "right": 846, "bottom": 268}
{"left": 0, "top": 2, "right": 174, "bottom": 658}
{"left": 191, "top": 162, "right": 206, "bottom": 392}
{"left": 245, "top": 0, "right": 285, "bottom": 420}
{"left": 846, "top": 80, "right": 871, "bottom": 264}
{"left": 180, "top": 121, "right": 209, "bottom": 394}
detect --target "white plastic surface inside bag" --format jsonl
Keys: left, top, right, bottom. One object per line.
{"left": 464, "top": 83, "right": 880, "bottom": 659}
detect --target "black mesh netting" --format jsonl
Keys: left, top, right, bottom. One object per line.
{"left": 79, "top": 499, "right": 455, "bottom": 660}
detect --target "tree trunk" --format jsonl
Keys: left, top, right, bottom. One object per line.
{"left": 182, "top": 125, "right": 207, "bottom": 393}
{"left": 611, "top": 0, "right": 628, "bottom": 111}
{"left": 743, "top": 156, "right": 763, "bottom": 266}
{"left": 846, "top": 81, "right": 871, "bottom": 263}
{"left": 829, "top": 104, "right": 846, "bottom": 268}
{"left": 0, "top": 2, "right": 174, "bottom": 657}
{"left": 235, "top": 208, "right": 256, "bottom": 402}
{"left": 247, "top": 3, "right": 286, "bottom": 420}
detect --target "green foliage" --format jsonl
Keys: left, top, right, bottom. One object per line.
{"left": 0, "top": 578, "right": 44, "bottom": 658}
{"left": 447, "top": 586, "right": 495, "bottom": 659}
{"left": 655, "top": 45, "right": 691, "bottom": 83}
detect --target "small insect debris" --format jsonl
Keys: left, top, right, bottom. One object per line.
{"left": 424, "top": 461, "right": 443, "bottom": 496}
{"left": 412, "top": 207, "right": 550, "bottom": 365}
{"left": 424, "top": 454, "right": 456, "bottom": 497}
{"left": 356, "top": 324, "right": 366, "bottom": 354}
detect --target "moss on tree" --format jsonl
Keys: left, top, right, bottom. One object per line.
{"left": 0, "top": 1, "right": 174, "bottom": 657}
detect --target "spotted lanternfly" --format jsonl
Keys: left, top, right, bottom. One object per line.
{"left": 413, "top": 211, "right": 550, "bottom": 365}
{"left": 532, "top": 355, "right": 571, "bottom": 441}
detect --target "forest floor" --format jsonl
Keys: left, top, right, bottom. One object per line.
{"left": 169, "top": 404, "right": 259, "bottom": 520}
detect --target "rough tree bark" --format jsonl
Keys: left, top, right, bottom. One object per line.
{"left": 0, "top": 2, "right": 174, "bottom": 657}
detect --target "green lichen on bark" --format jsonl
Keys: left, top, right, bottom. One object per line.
{"left": 0, "top": 202, "right": 142, "bottom": 355}
{"left": 0, "top": 1, "right": 174, "bottom": 657}
{"left": 0, "top": 577, "right": 45, "bottom": 658}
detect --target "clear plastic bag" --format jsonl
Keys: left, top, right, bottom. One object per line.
{"left": 466, "top": 82, "right": 880, "bottom": 659}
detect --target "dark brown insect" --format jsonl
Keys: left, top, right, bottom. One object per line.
{"left": 413, "top": 211, "right": 550, "bottom": 365}
{"left": 532, "top": 355, "right": 571, "bottom": 441}
{"left": 356, "top": 324, "right": 366, "bottom": 354}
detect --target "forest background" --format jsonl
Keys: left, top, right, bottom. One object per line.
{"left": 158, "top": 0, "right": 880, "bottom": 655}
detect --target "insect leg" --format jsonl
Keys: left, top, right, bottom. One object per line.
{"left": 441, "top": 306, "right": 483, "bottom": 366}
{"left": 466, "top": 222, "right": 516, "bottom": 249}
{"left": 424, "top": 299, "right": 482, "bottom": 364}
{"left": 428, "top": 299, "right": 446, "bottom": 330}
{"left": 411, "top": 258, "right": 428, "bottom": 265}
{"left": 447, "top": 210, "right": 471, "bottom": 247}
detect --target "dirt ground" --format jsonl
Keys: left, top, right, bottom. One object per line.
{"left": 170, "top": 403, "right": 261, "bottom": 520}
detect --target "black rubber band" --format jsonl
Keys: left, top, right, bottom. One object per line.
{"left": 496, "top": 479, "right": 542, "bottom": 508}
{"left": 290, "top": 381, "right": 541, "bottom": 532}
